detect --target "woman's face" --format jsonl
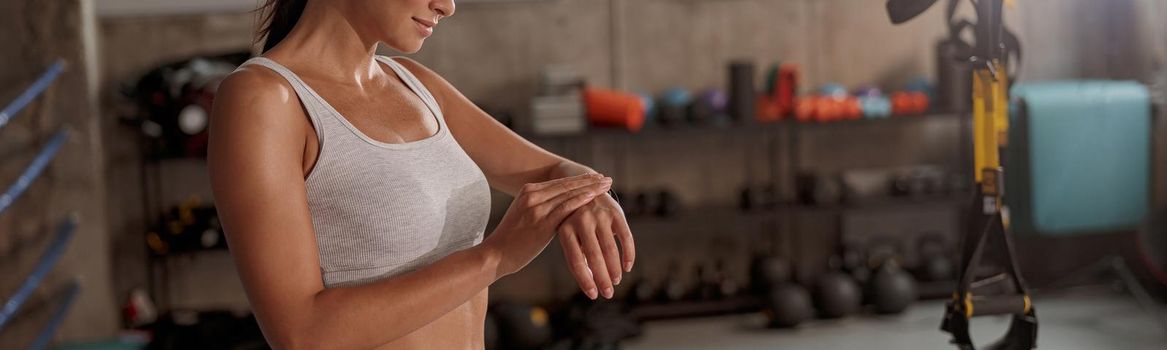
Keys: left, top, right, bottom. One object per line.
{"left": 349, "top": 0, "right": 454, "bottom": 53}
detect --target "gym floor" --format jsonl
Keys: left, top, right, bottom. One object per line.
{"left": 623, "top": 290, "right": 1167, "bottom": 349}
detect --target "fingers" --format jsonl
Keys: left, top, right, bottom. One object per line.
{"left": 612, "top": 214, "right": 636, "bottom": 273}
{"left": 559, "top": 226, "right": 598, "bottom": 300}
{"left": 576, "top": 218, "right": 614, "bottom": 299}
{"left": 543, "top": 180, "right": 611, "bottom": 223}
{"left": 523, "top": 174, "right": 604, "bottom": 202}
{"left": 596, "top": 222, "right": 623, "bottom": 287}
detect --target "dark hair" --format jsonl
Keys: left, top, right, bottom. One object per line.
{"left": 256, "top": 0, "right": 308, "bottom": 53}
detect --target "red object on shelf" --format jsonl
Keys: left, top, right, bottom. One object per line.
{"left": 775, "top": 64, "right": 800, "bottom": 118}
{"left": 584, "top": 88, "right": 646, "bottom": 132}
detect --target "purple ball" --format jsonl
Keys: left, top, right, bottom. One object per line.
{"left": 853, "top": 86, "right": 883, "bottom": 98}
{"left": 702, "top": 89, "right": 730, "bottom": 112}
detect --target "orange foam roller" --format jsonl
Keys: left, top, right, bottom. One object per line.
{"left": 891, "top": 92, "right": 913, "bottom": 115}
{"left": 891, "top": 91, "right": 929, "bottom": 115}
{"left": 584, "top": 88, "right": 646, "bottom": 132}
{"left": 815, "top": 98, "right": 841, "bottom": 122}
{"left": 910, "top": 92, "right": 930, "bottom": 113}
{"left": 795, "top": 97, "right": 817, "bottom": 122}
{"left": 842, "top": 97, "right": 862, "bottom": 120}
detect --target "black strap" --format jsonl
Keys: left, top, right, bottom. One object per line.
{"left": 941, "top": 191, "right": 1038, "bottom": 349}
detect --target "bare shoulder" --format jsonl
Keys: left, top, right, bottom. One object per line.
{"left": 209, "top": 63, "right": 309, "bottom": 170}
{"left": 215, "top": 65, "right": 301, "bottom": 116}
{"left": 211, "top": 64, "right": 309, "bottom": 136}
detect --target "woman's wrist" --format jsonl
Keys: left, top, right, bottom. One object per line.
{"left": 549, "top": 161, "right": 599, "bottom": 180}
{"left": 476, "top": 235, "right": 508, "bottom": 281}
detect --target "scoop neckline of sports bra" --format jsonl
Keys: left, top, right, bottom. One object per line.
{"left": 253, "top": 55, "right": 448, "bottom": 150}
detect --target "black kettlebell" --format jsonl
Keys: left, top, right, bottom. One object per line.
{"left": 659, "top": 262, "right": 688, "bottom": 302}
{"left": 889, "top": 174, "right": 912, "bottom": 197}
{"left": 750, "top": 255, "right": 792, "bottom": 293}
{"left": 655, "top": 189, "right": 681, "bottom": 217}
{"left": 632, "top": 191, "right": 654, "bottom": 217}
{"left": 714, "top": 259, "right": 741, "bottom": 299}
{"left": 813, "top": 272, "right": 862, "bottom": 318}
{"left": 611, "top": 188, "right": 633, "bottom": 216}
{"left": 867, "top": 260, "right": 918, "bottom": 314}
{"left": 763, "top": 282, "right": 814, "bottom": 328}
{"left": 916, "top": 235, "right": 954, "bottom": 282}
{"left": 691, "top": 263, "right": 720, "bottom": 301}
{"left": 739, "top": 185, "right": 778, "bottom": 212}
{"left": 841, "top": 249, "right": 871, "bottom": 285}
{"left": 627, "top": 277, "right": 658, "bottom": 306}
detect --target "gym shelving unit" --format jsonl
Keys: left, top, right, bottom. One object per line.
{"left": 137, "top": 145, "right": 221, "bottom": 313}
{"left": 524, "top": 111, "right": 970, "bottom": 320}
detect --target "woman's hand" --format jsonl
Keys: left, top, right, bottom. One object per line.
{"left": 557, "top": 192, "right": 635, "bottom": 300}
{"left": 482, "top": 174, "right": 613, "bottom": 278}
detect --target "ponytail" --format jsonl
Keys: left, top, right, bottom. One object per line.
{"left": 257, "top": 0, "right": 308, "bottom": 53}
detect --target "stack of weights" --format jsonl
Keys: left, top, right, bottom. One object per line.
{"left": 528, "top": 65, "right": 587, "bottom": 135}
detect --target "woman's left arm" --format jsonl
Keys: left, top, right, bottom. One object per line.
{"left": 394, "top": 57, "right": 634, "bottom": 300}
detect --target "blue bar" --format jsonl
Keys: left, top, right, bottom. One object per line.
{"left": 28, "top": 281, "right": 81, "bottom": 350}
{"left": 0, "top": 128, "right": 70, "bottom": 215}
{"left": 0, "top": 60, "right": 66, "bottom": 131}
{"left": 0, "top": 216, "right": 78, "bottom": 331}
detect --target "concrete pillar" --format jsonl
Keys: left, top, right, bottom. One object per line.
{"left": 0, "top": 0, "right": 116, "bottom": 346}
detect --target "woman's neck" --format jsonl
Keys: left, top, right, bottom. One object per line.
{"left": 268, "top": 1, "right": 385, "bottom": 89}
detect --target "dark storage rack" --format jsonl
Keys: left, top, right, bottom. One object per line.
{"left": 525, "top": 113, "right": 971, "bottom": 319}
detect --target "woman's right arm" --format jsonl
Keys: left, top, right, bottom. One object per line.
{"left": 208, "top": 68, "right": 611, "bottom": 350}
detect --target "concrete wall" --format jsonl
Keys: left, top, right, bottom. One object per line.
{"left": 0, "top": 0, "right": 116, "bottom": 346}
{"left": 88, "top": 0, "right": 1167, "bottom": 332}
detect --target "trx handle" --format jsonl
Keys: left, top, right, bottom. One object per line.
{"left": 967, "top": 294, "right": 1031, "bottom": 317}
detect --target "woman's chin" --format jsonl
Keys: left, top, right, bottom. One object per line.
{"left": 384, "top": 39, "right": 424, "bottom": 54}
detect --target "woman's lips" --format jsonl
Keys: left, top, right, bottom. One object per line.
{"left": 413, "top": 17, "right": 435, "bottom": 37}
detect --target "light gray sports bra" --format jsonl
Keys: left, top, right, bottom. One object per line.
{"left": 238, "top": 56, "right": 491, "bottom": 288}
